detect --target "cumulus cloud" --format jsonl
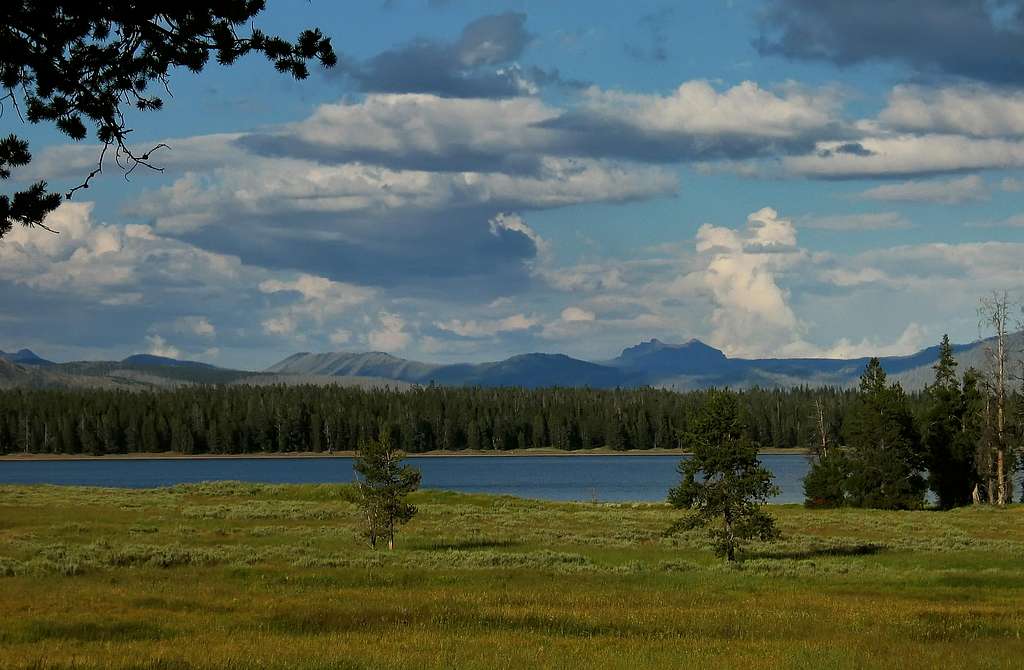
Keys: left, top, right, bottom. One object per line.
{"left": 239, "top": 94, "right": 561, "bottom": 174}
{"left": 691, "top": 207, "right": 806, "bottom": 356}
{"left": 174, "top": 316, "right": 216, "bottom": 338}
{"left": 805, "top": 240, "right": 1024, "bottom": 352}
{"left": 785, "top": 134, "right": 1024, "bottom": 179}
{"left": 259, "top": 274, "right": 374, "bottom": 321}
{"left": 880, "top": 86, "right": 1024, "bottom": 137}
{"left": 145, "top": 335, "right": 180, "bottom": 359}
{"left": 7, "top": 200, "right": 1012, "bottom": 367}
{"left": 369, "top": 312, "right": 412, "bottom": 351}
{"left": 127, "top": 153, "right": 674, "bottom": 287}
{"left": 257, "top": 273, "right": 374, "bottom": 341}
{"left": 22, "top": 133, "right": 247, "bottom": 184}
{"left": 560, "top": 306, "right": 596, "bottom": 322}
{"left": 242, "top": 82, "right": 844, "bottom": 171}
{"left": 859, "top": 175, "right": 989, "bottom": 205}
{"left": 435, "top": 313, "right": 538, "bottom": 338}
{"left": 0, "top": 202, "right": 389, "bottom": 364}
{"left": 542, "top": 80, "right": 845, "bottom": 162}
{"left": 261, "top": 315, "right": 296, "bottom": 337}
{"left": 539, "top": 307, "right": 673, "bottom": 344}
{"left": 785, "top": 323, "right": 931, "bottom": 360}
{"left": 133, "top": 158, "right": 674, "bottom": 233}
{"left": 818, "top": 241, "right": 1024, "bottom": 295}
{"left": 756, "top": 0, "right": 1024, "bottom": 84}
{"left": 0, "top": 202, "right": 242, "bottom": 304}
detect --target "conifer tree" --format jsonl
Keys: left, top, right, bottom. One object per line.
{"left": 668, "top": 390, "right": 779, "bottom": 561}
{"left": 924, "top": 335, "right": 978, "bottom": 508}
{"left": 353, "top": 427, "right": 421, "bottom": 550}
{"left": 844, "top": 358, "right": 926, "bottom": 509}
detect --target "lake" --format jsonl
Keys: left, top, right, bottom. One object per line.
{"left": 0, "top": 454, "right": 812, "bottom": 503}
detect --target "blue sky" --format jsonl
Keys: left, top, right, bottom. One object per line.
{"left": 3, "top": 0, "right": 1024, "bottom": 368}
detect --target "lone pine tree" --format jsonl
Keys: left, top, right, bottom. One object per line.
{"left": 354, "top": 427, "right": 421, "bottom": 551}
{"left": 668, "top": 389, "right": 779, "bottom": 561}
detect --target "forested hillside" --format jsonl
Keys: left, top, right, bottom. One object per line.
{"left": 1, "top": 383, "right": 897, "bottom": 455}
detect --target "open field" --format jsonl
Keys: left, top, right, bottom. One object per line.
{"left": 0, "top": 484, "right": 1022, "bottom": 669}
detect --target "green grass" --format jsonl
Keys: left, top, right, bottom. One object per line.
{"left": 0, "top": 483, "right": 1022, "bottom": 669}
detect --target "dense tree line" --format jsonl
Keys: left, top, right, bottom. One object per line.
{"left": 1, "top": 342, "right": 1018, "bottom": 510}
{"left": 0, "top": 384, "right": 893, "bottom": 457}
{"left": 805, "top": 335, "right": 1022, "bottom": 510}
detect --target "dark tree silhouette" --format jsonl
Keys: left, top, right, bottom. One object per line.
{"left": 1, "top": 1, "right": 336, "bottom": 237}
{"left": 835, "top": 358, "right": 926, "bottom": 510}
{"left": 924, "top": 335, "right": 981, "bottom": 508}
{"left": 668, "top": 389, "right": 779, "bottom": 561}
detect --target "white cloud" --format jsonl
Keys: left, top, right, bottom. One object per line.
{"left": 26, "top": 133, "right": 248, "bottom": 182}
{"left": 488, "top": 213, "right": 550, "bottom": 258}
{"left": 786, "top": 134, "right": 1024, "bottom": 178}
{"left": 819, "top": 267, "right": 892, "bottom": 287}
{"left": 0, "top": 202, "right": 242, "bottom": 303}
{"left": 245, "top": 84, "right": 842, "bottom": 170}
{"left": 805, "top": 323, "right": 930, "bottom": 359}
{"left": 145, "top": 335, "right": 180, "bottom": 359}
{"left": 561, "top": 306, "right": 596, "bottom": 322}
{"left": 435, "top": 313, "right": 538, "bottom": 338}
{"left": 692, "top": 207, "right": 806, "bottom": 356}
{"left": 133, "top": 157, "right": 676, "bottom": 236}
{"left": 174, "top": 316, "right": 216, "bottom": 338}
{"left": 261, "top": 315, "right": 296, "bottom": 337}
{"left": 261, "top": 94, "right": 561, "bottom": 166}
{"left": 258, "top": 273, "right": 374, "bottom": 343}
{"left": 880, "top": 85, "right": 1024, "bottom": 137}
{"left": 578, "top": 79, "right": 841, "bottom": 139}
{"left": 368, "top": 312, "right": 411, "bottom": 352}
{"left": 259, "top": 274, "right": 374, "bottom": 322}
{"left": 859, "top": 175, "right": 988, "bottom": 205}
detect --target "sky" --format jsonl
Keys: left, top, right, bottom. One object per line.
{"left": 4, "top": 0, "right": 1024, "bottom": 369}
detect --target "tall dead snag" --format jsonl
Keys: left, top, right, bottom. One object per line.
{"left": 978, "top": 291, "right": 1016, "bottom": 506}
{"left": 812, "top": 397, "right": 830, "bottom": 460}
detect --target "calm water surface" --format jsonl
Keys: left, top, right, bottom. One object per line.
{"left": 0, "top": 455, "right": 811, "bottom": 503}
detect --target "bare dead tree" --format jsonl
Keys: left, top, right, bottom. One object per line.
{"left": 811, "top": 397, "right": 830, "bottom": 461}
{"left": 978, "top": 291, "right": 1018, "bottom": 506}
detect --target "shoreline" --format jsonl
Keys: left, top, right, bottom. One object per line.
{"left": 0, "top": 447, "right": 809, "bottom": 462}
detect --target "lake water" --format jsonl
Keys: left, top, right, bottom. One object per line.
{"left": 0, "top": 454, "right": 812, "bottom": 504}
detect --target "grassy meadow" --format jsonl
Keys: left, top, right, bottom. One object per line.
{"left": 0, "top": 483, "right": 1022, "bottom": 669}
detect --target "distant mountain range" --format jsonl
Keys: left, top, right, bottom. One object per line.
{"left": 0, "top": 349, "right": 54, "bottom": 366}
{"left": 266, "top": 333, "right": 1024, "bottom": 391}
{"left": 2, "top": 333, "right": 1021, "bottom": 392}
{"left": 0, "top": 351, "right": 408, "bottom": 391}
